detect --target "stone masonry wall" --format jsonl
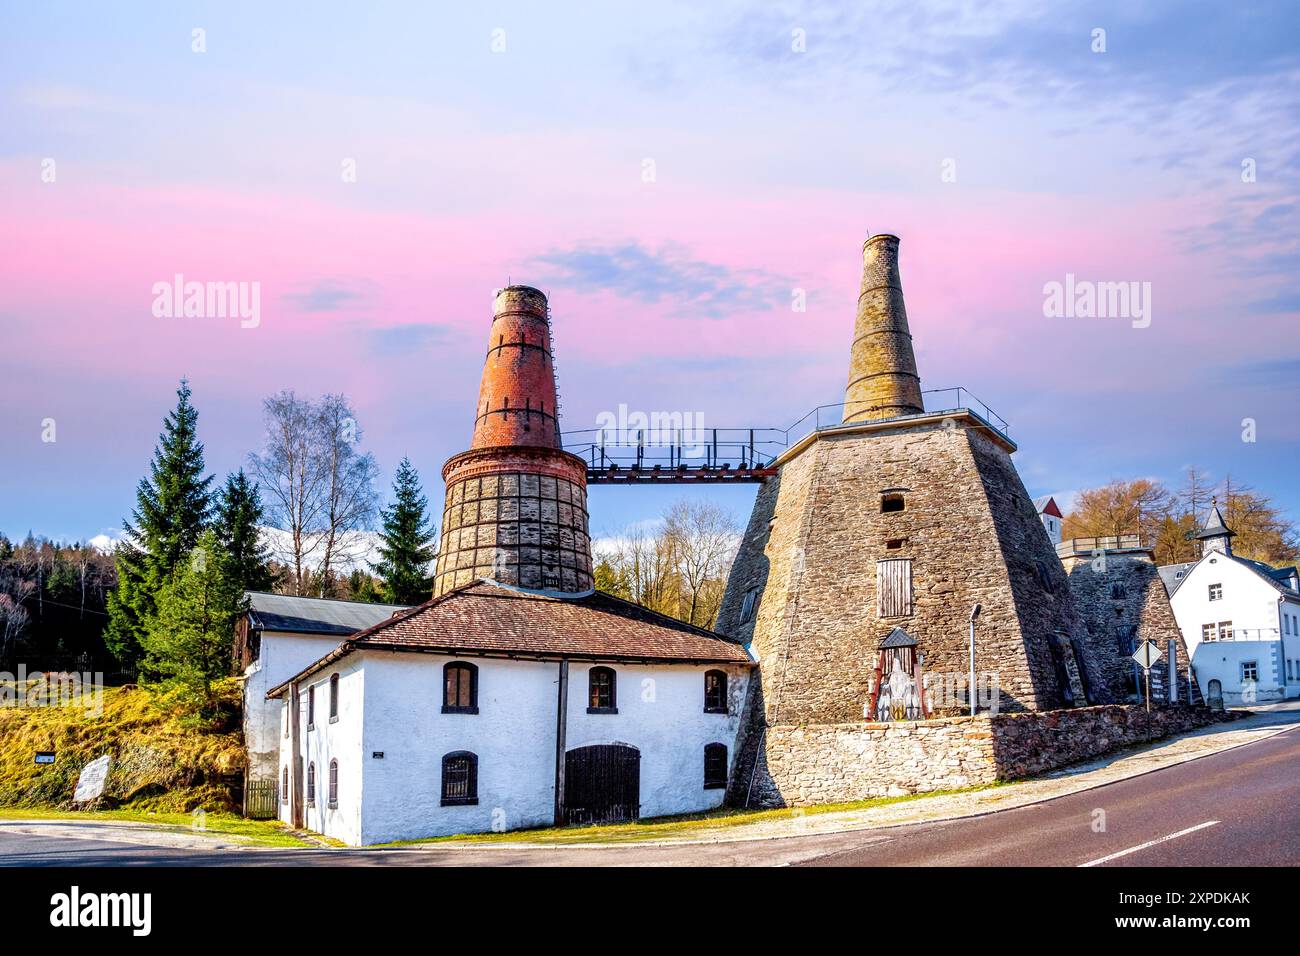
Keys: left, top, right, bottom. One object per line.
{"left": 735, "top": 704, "right": 1220, "bottom": 808}
{"left": 715, "top": 417, "right": 1085, "bottom": 725}
{"left": 1062, "top": 550, "right": 1196, "bottom": 705}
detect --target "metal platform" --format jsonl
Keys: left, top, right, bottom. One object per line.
{"left": 562, "top": 388, "right": 1010, "bottom": 485}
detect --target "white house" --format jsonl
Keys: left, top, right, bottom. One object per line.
{"left": 234, "top": 592, "right": 408, "bottom": 786}
{"left": 1034, "top": 495, "right": 1064, "bottom": 546}
{"left": 268, "top": 579, "right": 755, "bottom": 846}
{"left": 1160, "top": 504, "right": 1300, "bottom": 706}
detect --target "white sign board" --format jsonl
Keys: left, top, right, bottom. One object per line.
{"left": 73, "top": 754, "right": 111, "bottom": 803}
{"left": 1131, "top": 641, "right": 1162, "bottom": 670}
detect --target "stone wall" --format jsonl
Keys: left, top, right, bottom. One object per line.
{"left": 715, "top": 416, "right": 1089, "bottom": 724}
{"left": 734, "top": 704, "right": 1220, "bottom": 809}
{"left": 1062, "top": 549, "right": 1196, "bottom": 705}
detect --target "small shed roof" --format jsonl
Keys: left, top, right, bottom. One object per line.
{"left": 246, "top": 591, "right": 410, "bottom": 636}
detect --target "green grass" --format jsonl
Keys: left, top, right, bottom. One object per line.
{"left": 382, "top": 781, "right": 1010, "bottom": 847}
{"left": 0, "top": 681, "right": 245, "bottom": 813}
{"left": 0, "top": 807, "right": 313, "bottom": 848}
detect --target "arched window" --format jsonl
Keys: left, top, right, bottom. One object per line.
{"left": 881, "top": 493, "right": 905, "bottom": 513}
{"left": 704, "top": 670, "right": 728, "bottom": 714}
{"left": 329, "top": 673, "right": 340, "bottom": 720}
{"left": 703, "top": 743, "right": 728, "bottom": 789}
{"left": 307, "top": 762, "right": 316, "bottom": 805}
{"left": 443, "top": 662, "right": 479, "bottom": 714}
{"left": 587, "top": 666, "right": 617, "bottom": 714}
{"left": 307, "top": 685, "right": 316, "bottom": 729}
{"left": 328, "top": 760, "right": 339, "bottom": 808}
{"left": 441, "top": 751, "right": 479, "bottom": 806}
{"left": 281, "top": 766, "right": 289, "bottom": 803}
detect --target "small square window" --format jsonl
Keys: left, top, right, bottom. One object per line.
{"left": 1208, "top": 583, "right": 1223, "bottom": 601}
{"left": 1241, "top": 660, "right": 1258, "bottom": 682}
{"left": 881, "top": 493, "right": 905, "bottom": 514}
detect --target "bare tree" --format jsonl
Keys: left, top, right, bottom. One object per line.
{"left": 250, "top": 391, "right": 380, "bottom": 596}
{"left": 663, "top": 500, "right": 739, "bottom": 627}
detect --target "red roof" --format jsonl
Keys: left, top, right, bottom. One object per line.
{"left": 268, "top": 580, "right": 752, "bottom": 696}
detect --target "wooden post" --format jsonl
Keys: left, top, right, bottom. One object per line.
{"left": 553, "top": 659, "right": 569, "bottom": 826}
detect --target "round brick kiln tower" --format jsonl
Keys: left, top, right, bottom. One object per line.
{"left": 432, "top": 286, "right": 593, "bottom": 597}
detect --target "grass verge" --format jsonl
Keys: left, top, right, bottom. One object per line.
{"left": 0, "top": 807, "right": 313, "bottom": 848}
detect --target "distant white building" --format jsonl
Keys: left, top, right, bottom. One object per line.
{"left": 234, "top": 592, "right": 408, "bottom": 787}
{"left": 1034, "top": 495, "right": 1064, "bottom": 545}
{"left": 1160, "top": 504, "right": 1300, "bottom": 706}
{"left": 268, "top": 579, "right": 754, "bottom": 846}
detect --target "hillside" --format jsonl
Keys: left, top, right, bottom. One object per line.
{"left": 0, "top": 681, "right": 245, "bottom": 812}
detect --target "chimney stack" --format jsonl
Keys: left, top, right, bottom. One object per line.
{"left": 471, "top": 285, "right": 562, "bottom": 450}
{"left": 843, "top": 235, "right": 924, "bottom": 424}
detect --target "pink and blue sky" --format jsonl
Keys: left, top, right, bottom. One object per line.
{"left": 3, "top": 1, "right": 1298, "bottom": 544}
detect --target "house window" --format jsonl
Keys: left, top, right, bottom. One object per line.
{"left": 307, "top": 762, "right": 316, "bottom": 806}
{"left": 704, "top": 670, "right": 728, "bottom": 714}
{"left": 703, "top": 743, "right": 728, "bottom": 789}
{"left": 281, "top": 766, "right": 289, "bottom": 803}
{"left": 1202, "top": 623, "right": 1216, "bottom": 643}
{"left": 441, "top": 752, "right": 479, "bottom": 806}
{"left": 1208, "top": 583, "right": 1223, "bottom": 601}
{"left": 740, "top": 588, "right": 759, "bottom": 624}
{"left": 1218, "top": 621, "right": 1233, "bottom": 640}
{"left": 588, "top": 666, "right": 617, "bottom": 713}
{"left": 1241, "top": 661, "right": 1258, "bottom": 683}
{"left": 877, "top": 558, "right": 913, "bottom": 618}
{"left": 881, "top": 493, "right": 905, "bottom": 513}
{"left": 329, "top": 673, "right": 339, "bottom": 721}
{"left": 442, "top": 662, "right": 479, "bottom": 714}
{"left": 307, "top": 685, "right": 316, "bottom": 730}
{"left": 328, "top": 760, "right": 338, "bottom": 809}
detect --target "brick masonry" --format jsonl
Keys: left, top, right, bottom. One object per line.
{"left": 733, "top": 704, "right": 1222, "bottom": 808}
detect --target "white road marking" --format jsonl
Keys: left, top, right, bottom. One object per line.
{"left": 1078, "top": 820, "right": 1219, "bottom": 867}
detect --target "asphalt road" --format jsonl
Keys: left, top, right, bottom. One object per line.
{"left": 2, "top": 724, "right": 1296, "bottom": 867}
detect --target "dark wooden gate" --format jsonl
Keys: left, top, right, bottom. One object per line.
{"left": 563, "top": 744, "right": 640, "bottom": 825}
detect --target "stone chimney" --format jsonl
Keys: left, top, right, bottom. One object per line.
{"left": 843, "top": 234, "right": 924, "bottom": 424}
{"left": 432, "top": 285, "right": 593, "bottom": 597}
{"left": 471, "top": 285, "right": 562, "bottom": 450}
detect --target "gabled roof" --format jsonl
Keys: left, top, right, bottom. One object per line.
{"left": 267, "top": 579, "right": 753, "bottom": 697}
{"left": 879, "top": 627, "right": 917, "bottom": 649}
{"left": 1033, "top": 495, "right": 1063, "bottom": 519}
{"left": 1159, "top": 553, "right": 1299, "bottom": 599}
{"left": 245, "top": 591, "right": 410, "bottom": 636}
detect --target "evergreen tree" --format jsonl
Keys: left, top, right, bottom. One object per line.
{"left": 215, "top": 469, "right": 275, "bottom": 594}
{"left": 143, "top": 530, "right": 242, "bottom": 713}
{"left": 373, "top": 458, "right": 437, "bottom": 604}
{"left": 105, "top": 380, "right": 213, "bottom": 670}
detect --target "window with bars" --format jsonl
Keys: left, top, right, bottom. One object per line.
{"left": 328, "top": 760, "right": 338, "bottom": 808}
{"left": 441, "top": 752, "right": 478, "bottom": 806}
{"left": 704, "top": 670, "right": 728, "bottom": 714}
{"left": 588, "top": 666, "right": 617, "bottom": 713}
{"left": 877, "top": 558, "right": 913, "bottom": 618}
{"left": 703, "top": 743, "right": 728, "bottom": 789}
{"left": 442, "top": 662, "right": 479, "bottom": 714}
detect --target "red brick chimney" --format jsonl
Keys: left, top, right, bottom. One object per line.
{"left": 471, "top": 286, "right": 563, "bottom": 450}
{"left": 432, "top": 286, "right": 593, "bottom": 597}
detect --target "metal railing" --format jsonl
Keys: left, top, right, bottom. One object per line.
{"left": 1201, "top": 627, "right": 1280, "bottom": 643}
{"left": 1057, "top": 535, "right": 1145, "bottom": 555}
{"left": 561, "top": 387, "right": 1010, "bottom": 480}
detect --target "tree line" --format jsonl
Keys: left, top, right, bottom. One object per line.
{"left": 1060, "top": 467, "right": 1299, "bottom": 566}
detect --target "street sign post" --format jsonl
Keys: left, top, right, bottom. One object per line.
{"left": 1131, "top": 641, "right": 1163, "bottom": 714}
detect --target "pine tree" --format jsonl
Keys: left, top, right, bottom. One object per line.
{"left": 105, "top": 380, "right": 213, "bottom": 670}
{"left": 215, "top": 469, "right": 275, "bottom": 595}
{"left": 373, "top": 458, "right": 437, "bottom": 604}
{"left": 144, "top": 529, "right": 242, "bottom": 713}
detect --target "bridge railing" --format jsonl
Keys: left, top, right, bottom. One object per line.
{"left": 561, "top": 387, "right": 1009, "bottom": 474}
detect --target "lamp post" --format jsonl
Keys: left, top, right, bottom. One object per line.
{"left": 969, "top": 603, "right": 982, "bottom": 716}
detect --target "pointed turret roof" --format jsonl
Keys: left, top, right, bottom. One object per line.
{"left": 1195, "top": 500, "right": 1236, "bottom": 541}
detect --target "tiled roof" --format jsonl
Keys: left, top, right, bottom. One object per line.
{"left": 246, "top": 591, "right": 409, "bottom": 636}
{"left": 268, "top": 580, "right": 752, "bottom": 696}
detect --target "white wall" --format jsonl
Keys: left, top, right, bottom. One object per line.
{"left": 280, "top": 651, "right": 754, "bottom": 846}
{"left": 243, "top": 630, "right": 345, "bottom": 782}
{"left": 564, "top": 662, "right": 750, "bottom": 821}
{"left": 1193, "top": 641, "right": 1284, "bottom": 705}
{"left": 357, "top": 653, "right": 559, "bottom": 845}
